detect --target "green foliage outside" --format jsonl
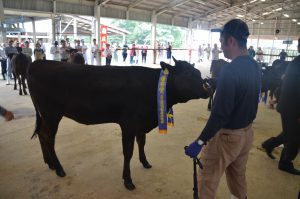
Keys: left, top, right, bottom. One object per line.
{"left": 108, "top": 19, "right": 187, "bottom": 48}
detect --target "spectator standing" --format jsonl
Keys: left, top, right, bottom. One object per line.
{"left": 211, "top": 43, "right": 222, "bottom": 61}
{"left": 91, "top": 38, "right": 100, "bottom": 65}
{"left": 66, "top": 38, "right": 71, "bottom": 48}
{"left": 22, "top": 41, "right": 33, "bottom": 57}
{"left": 166, "top": 42, "right": 172, "bottom": 64}
{"left": 4, "top": 40, "right": 18, "bottom": 85}
{"left": 157, "top": 41, "right": 163, "bottom": 60}
{"left": 248, "top": 46, "right": 255, "bottom": 58}
{"left": 279, "top": 49, "right": 288, "bottom": 61}
{"left": 104, "top": 44, "right": 112, "bottom": 66}
{"left": 198, "top": 44, "right": 204, "bottom": 62}
{"left": 33, "top": 42, "right": 44, "bottom": 61}
{"left": 81, "top": 39, "right": 88, "bottom": 64}
{"left": 141, "top": 45, "right": 148, "bottom": 63}
{"left": 129, "top": 43, "right": 136, "bottom": 64}
{"left": 185, "top": 19, "right": 260, "bottom": 199}
{"left": 122, "top": 42, "right": 129, "bottom": 63}
{"left": 256, "top": 47, "right": 264, "bottom": 63}
{"left": 50, "top": 41, "right": 60, "bottom": 61}
{"left": 204, "top": 44, "right": 211, "bottom": 60}
{"left": 38, "top": 39, "right": 46, "bottom": 60}
{"left": 113, "top": 42, "right": 121, "bottom": 63}
{"left": 15, "top": 41, "right": 22, "bottom": 53}
{"left": 135, "top": 45, "right": 140, "bottom": 64}
{"left": 0, "top": 43, "right": 7, "bottom": 80}
{"left": 60, "top": 40, "right": 70, "bottom": 62}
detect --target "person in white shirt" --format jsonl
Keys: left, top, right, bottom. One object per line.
{"left": 60, "top": 40, "right": 70, "bottom": 62}
{"left": 91, "top": 38, "right": 100, "bottom": 65}
{"left": 211, "top": 43, "right": 222, "bottom": 60}
{"left": 50, "top": 41, "right": 60, "bottom": 61}
{"left": 81, "top": 39, "right": 88, "bottom": 64}
{"left": 204, "top": 44, "right": 211, "bottom": 60}
{"left": 38, "top": 39, "right": 46, "bottom": 60}
{"left": 104, "top": 44, "right": 112, "bottom": 66}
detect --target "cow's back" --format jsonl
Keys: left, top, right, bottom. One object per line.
{"left": 28, "top": 60, "right": 160, "bottom": 126}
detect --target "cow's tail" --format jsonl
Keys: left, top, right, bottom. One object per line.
{"left": 31, "top": 104, "right": 42, "bottom": 139}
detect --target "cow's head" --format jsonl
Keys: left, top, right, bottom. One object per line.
{"left": 160, "top": 57, "right": 210, "bottom": 104}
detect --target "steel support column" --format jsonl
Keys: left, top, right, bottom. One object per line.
{"left": 151, "top": 11, "right": 157, "bottom": 64}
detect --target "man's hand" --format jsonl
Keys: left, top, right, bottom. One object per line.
{"left": 185, "top": 141, "right": 203, "bottom": 158}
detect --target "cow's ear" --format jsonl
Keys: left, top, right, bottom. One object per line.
{"left": 172, "top": 56, "right": 178, "bottom": 64}
{"left": 160, "top": 61, "right": 174, "bottom": 72}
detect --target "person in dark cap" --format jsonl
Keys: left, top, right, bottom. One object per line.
{"left": 262, "top": 38, "right": 300, "bottom": 175}
{"left": 185, "top": 19, "right": 261, "bottom": 199}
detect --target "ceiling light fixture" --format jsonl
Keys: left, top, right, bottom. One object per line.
{"left": 283, "top": 14, "right": 289, "bottom": 17}
{"left": 237, "top": 14, "right": 244, "bottom": 17}
{"left": 292, "top": 19, "right": 297, "bottom": 22}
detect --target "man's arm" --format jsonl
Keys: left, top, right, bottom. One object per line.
{"left": 198, "top": 68, "right": 236, "bottom": 142}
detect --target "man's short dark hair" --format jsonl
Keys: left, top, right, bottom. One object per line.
{"left": 221, "top": 19, "right": 249, "bottom": 48}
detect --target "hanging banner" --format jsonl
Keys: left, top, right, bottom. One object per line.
{"left": 100, "top": 25, "right": 108, "bottom": 57}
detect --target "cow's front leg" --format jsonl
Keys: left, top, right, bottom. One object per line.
{"left": 122, "top": 132, "right": 136, "bottom": 190}
{"left": 136, "top": 133, "right": 152, "bottom": 169}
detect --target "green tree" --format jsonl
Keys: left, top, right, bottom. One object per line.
{"left": 107, "top": 19, "right": 187, "bottom": 48}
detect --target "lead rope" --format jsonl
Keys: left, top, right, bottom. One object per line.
{"left": 184, "top": 146, "right": 203, "bottom": 199}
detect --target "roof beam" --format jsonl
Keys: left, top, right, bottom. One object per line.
{"left": 248, "top": 0, "right": 299, "bottom": 13}
{"left": 128, "top": 0, "right": 147, "bottom": 9}
{"left": 100, "top": 0, "right": 111, "bottom": 6}
{"left": 156, "top": 0, "right": 192, "bottom": 15}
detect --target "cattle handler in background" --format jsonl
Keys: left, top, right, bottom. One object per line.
{"left": 185, "top": 19, "right": 261, "bottom": 199}
{"left": 262, "top": 38, "right": 300, "bottom": 175}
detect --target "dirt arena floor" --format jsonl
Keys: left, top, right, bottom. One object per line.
{"left": 0, "top": 63, "right": 299, "bottom": 199}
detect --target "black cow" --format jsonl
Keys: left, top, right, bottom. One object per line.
{"left": 261, "top": 59, "right": 290, "bottom": 106}
{"left": 11, "top": 53, "right": 32, "bottom": 95}
{"left": 27, "top": 57, "right": 210, "bottom": 190}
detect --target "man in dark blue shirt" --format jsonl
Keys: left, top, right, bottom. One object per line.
{"left": 185, "top": 19, "right": 261, "bottom": 199}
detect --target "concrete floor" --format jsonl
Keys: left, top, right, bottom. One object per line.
{"left": 0, "top": 61, "right": 299, "bottom": 199}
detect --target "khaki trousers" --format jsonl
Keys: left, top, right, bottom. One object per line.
{"left": 198, "top": 124, "right": 253, "bottom": 199}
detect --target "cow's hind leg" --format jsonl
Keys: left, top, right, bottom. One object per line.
{"left": 38, "top": 115, "right": 65, "bottom": 177}
{"left": 122, "top": 131, "right": 136, "bottom": 190}
{"left": 13, "top": 73, "right": 17, "bottom": 90}
{"left": 21, "top": 76, "right": 27, "bottom": 95}
{"left": 136, "top": 133, "right": 152, "bottom": 169}
{"left": 17, "top": 76, "right": 22, "bottom": 95}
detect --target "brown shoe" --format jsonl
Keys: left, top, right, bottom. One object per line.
{"left": 4, "top": 111, "right": 14, "bottom": 121}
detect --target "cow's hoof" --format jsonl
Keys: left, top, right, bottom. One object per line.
{"left": 48, "top": 164, "right": 55, "bottom": 170}
{"left": 124, "top": 181, "right": 136, "bottom": 190}
{"left": 142, "top": 162, "right": 152, "bottom": 169}
{"left": 56, "top": 169, "right": 66, "bottom": 177}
